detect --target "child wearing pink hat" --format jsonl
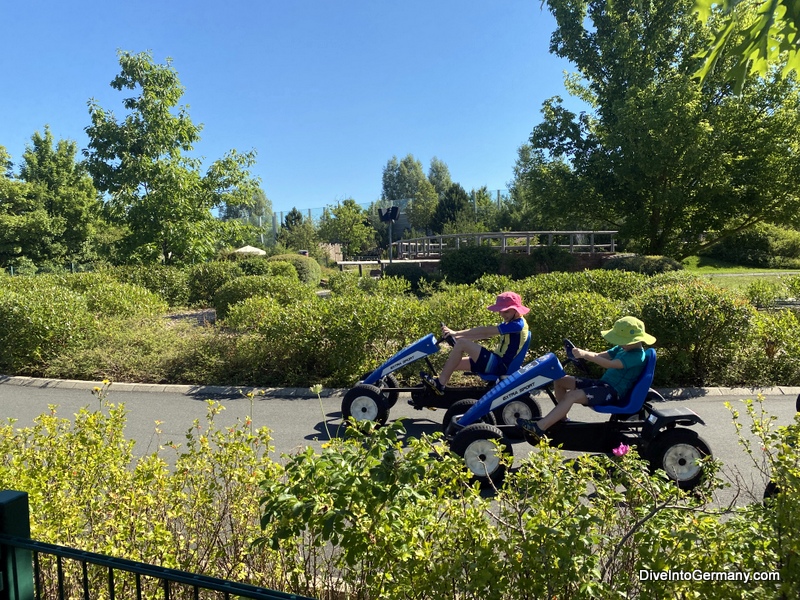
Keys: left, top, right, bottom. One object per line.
{"left": 421, "top": 291, "right": 530, "bottom": 395}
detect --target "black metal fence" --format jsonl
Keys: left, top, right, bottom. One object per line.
{"left": 0, "top": 491, "right": 314, "bottom": 600}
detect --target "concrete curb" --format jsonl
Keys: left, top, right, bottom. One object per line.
{"left": 1, "top": 374, "right": 799, "bottom": 401}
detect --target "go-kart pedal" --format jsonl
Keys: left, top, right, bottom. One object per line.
{"left": 420, "top": 372, "right": 445, "bottom": 395}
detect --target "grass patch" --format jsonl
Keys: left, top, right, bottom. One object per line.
{"left": 682, "top": 256, "right": 800, "bottom": 294}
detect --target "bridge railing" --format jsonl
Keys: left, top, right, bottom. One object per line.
{"left": 393, "top": 231, "right": 617, "bottom": 260}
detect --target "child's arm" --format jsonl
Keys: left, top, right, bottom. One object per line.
{"left": 442, "top": 324, "right": 499, "bottom": 341}
{"left": 573, "top": 348, "right": 624, "bottom": 369}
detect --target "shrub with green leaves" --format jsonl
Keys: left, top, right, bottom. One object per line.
{"left": 267, "top": 260, "right": 298, "bottom": 279}
{"left": 703, "top": 223, "right": 800, "bottom": 269}
{"left": 439, "top": 245, "right": 501, "bottom": 284}
{"left": 602, "top": 254, "right": 684, "bottom": 275}
{"left": 60, "top": 273, "right": 168, "bottom": 317}
{"left": 746, "top": 278, "right": 787, "bottom": 309}
{"left": 113, "top": 264, "right": 190, "bottom": 307}
{"left": 214, "top": 275, "right": 315, "bottom": 319}
{"left": 500, "top": 245, "right": 578, "bottom": 278}
{"left": 0, "top": 396, "right": 285, "bottom": 595}
{"left": 515, "top": 270, "right": 646, "bottom": 302}
{"left": 631, "top": 280, "right": 755, "bottom": 385}
{"left": 268, "top": 254, "right": 321, "bottom": 286}
{"left": 382, "top": 262, "right": 431, "bottom": 293}
{"left": 0, "top": 285, "right": 96, "bottom": 372}
{"left": 727, "top": 309, "right": 800, "bottom": 385}
{"left": 187, "top": 261, "right": 244, "bottom": 306}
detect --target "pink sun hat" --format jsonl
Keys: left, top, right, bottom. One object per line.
{"left": 487, "top": 291, "right": 530, "bottom": 315}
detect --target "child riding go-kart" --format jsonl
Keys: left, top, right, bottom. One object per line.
{"left": 340, "top": 328, "right": 534, "bottom": 429}
{"left": 445, "top": 338, "right": 712, "bottom": 490}
{"left": 342, "top": 292, "right": 537, "bottom": 429}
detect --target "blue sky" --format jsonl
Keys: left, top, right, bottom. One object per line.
{"left": 1, "top": 1, "right": 581, "bottom": 215}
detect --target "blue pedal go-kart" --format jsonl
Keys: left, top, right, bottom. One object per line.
{"left": 341, "top": 328, "right": 536, "bottom": 430}
{"left": 445, "top": 340, "right": 712, "bottom": 490}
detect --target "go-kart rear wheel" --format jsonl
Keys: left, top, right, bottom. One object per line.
{"left": 492, "top": 394, "right": 542, "bottom": 431}
{"left": 342, "top": 384, "right": 389, "bottom": 425}
{"left": 647, "top": 428, "right": 711, "bottom": 490}
{"left": 451, "top": 423, "right": 511, "bottom": 488}
{"left": 441, "top": 398, "right": 496, "bottom": 434}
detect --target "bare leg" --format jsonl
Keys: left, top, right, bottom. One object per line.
{"left": 553, "top": 375, "right": 576, "bottom": 401}
{"left": 438, "top": 339, "right": 484, "bottom": 386}
{"left": 538, "top": 388, "right": 589, "bottom": 431}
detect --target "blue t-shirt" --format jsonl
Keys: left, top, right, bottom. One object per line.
{"left": 493, "top": 317, "right": 529, "bottom": 367}
{"left": 600, "top": 345, "right": 646, "bottom": 397}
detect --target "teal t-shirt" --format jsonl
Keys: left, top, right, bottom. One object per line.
{"left": 600, "top": 345, "right": 646, "bottom": 397}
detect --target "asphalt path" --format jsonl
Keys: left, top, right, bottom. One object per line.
{"left": 1, "top": 378, "right": 798, "bottom": 506}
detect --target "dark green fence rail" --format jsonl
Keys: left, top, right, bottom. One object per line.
{"left": 0, "top": 491, "right": 314, "bottom": 600}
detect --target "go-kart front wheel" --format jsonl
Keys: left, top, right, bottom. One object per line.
{"left": 451, "top": 423, "right": 511, "bottom": 488}
{"left": 342, "top": 384, "right": 389, "bottom": 425}
{"left": 442, "top": 398, "right": 496, "bottom": 434}
{"left": 647, "top": 428, "right": 711, "bottom": 490}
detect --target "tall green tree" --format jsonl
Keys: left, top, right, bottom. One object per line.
{"left": 427, "top": 157, "right": 453, "bottom": 199}
{"left": 520, "top": 0, "right": 800, "bottom": 257}
{"left": 84, "top": 51, "right": 260, "bottom": 264}
{"left": 432, "top": 183, "right": 470, "bottom": 234}
{"left": 381, "top": 154, "right": 438, "bottom": 232}
{"left": 20, "top": 126, "right": 103, "bottom": 263}
{"left": 317, "top": 199, "right": 375, "bottom": 258}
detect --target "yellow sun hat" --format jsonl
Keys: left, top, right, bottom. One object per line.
{"left": 601, "top": 316, "right": 656, "bottom": 346}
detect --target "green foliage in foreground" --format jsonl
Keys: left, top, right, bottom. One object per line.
{"left": 2, "top": 391, "right": 798, "bottom": 598}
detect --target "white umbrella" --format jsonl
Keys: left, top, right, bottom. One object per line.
{"left": 233, "top": 245, "right": 267, "bottom": 256}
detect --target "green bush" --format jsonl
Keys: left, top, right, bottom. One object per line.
{"left": 60, "top": 273, "right": 168, "bottom": 317}
{"left": 214, "top": 275, "right": 315, "bottom": 319}
{"left": 0, "top": 285, "right": 96, "bottom": 372}
{"left": 268, "top": 254, "right": 321, "bottom": 286}
{"left": 746, "top": 279, "right": 787, "bottom": 309}
{"left": 438, "top": 245, "right": 501, "bottom": 284}
{"left": 602, "top": 254, "right": 684, "bottom": 275}
{"left": 187, "top": 261, "right": 245, "bottom": 306}
{"left": 515, "top": 270, "right": 646, "bottom": 302}
{"left": 113, "top": 265, "right": 190, "bottom": 307}
{"left": 267, "top": 260, "right": 298, "bottom": 279}
{"left": 630, "top": 280, "right": 755, "bottom": 385}
{"left": 726, "top": 309, "right": 800, "bottom": 385}
{"left": 524, "top": 291, "right": 622, "bottom": 358}
{"left": 382, "top": 262, "right": 431, "bottom": 293}
{"left": 703, "top": 223, "right": 800, "bottom": 268}
{"left": 327, "top": 270, "right": 361, "bottom": 295}
{"left": 784, "top": 275, "right": 800, "bottom": 299}
{"left": 500, "top": 245, "right": 578, "bottom": 278}
{"left": 237, "top": 257, "right": 272, "bottom": 276}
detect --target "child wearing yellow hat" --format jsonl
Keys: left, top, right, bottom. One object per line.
{"left": 518, "top": 316, "right": 656, "bottom": 439}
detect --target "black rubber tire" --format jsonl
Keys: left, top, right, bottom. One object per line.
{"left": 378, "top": 373, "right": 400, "bottom": 408}
{"left": 450, "top": 423, "right": 511, "bottom": 488}
{"left": 491, "top": 394, "right": 542, "bottom": 429}
{"left": 647, "top": 428, "right": 711, "bottom": 490}
{"left": 341, "top": 383, "right": 389, "bottom": 425}
{"left": 441, "top": 398, "right": 496, "bottom": 433}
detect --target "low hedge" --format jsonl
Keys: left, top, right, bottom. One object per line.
{"left": 113, "top": 265, "right": 190, "bottom": 307}
{"left": 602, "top": 254, "right": 684, "bottom": 275}
{"left": 268, "top": 254, "right": 321, "bottom": 286}
{"left": 213, "top": 275, "right": 316, "bottom": 319}
{"left": 187, "top": 261, "right": 245, "bottom": 307}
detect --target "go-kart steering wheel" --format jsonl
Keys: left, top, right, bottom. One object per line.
{"left": 563, "top": 338, "right": 590, "bottom": 374}
{"left": 439, "top": 322, "right": 456, "bottom": 347}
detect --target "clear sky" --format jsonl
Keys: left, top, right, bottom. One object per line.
{"left": 1, "top": 0, "right": 581, "bottom": 215}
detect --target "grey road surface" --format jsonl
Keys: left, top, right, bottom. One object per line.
{"left": 1, "top": 379, "right": 798, "bottom": 506}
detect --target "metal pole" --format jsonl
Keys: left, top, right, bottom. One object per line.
{"left": 388, "top": 221, "right": 393, "bottom": 263}
{"left": 0, "top": 491, "right": 35, "bottom": 600}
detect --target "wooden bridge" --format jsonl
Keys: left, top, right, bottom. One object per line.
{"left": 337, "top": 231, "right": 618, "bottom": 274}
{"left": 392, "top": 230, "right": 617, "bottom": 260}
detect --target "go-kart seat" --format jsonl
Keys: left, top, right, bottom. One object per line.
{"left": 592, "top": 348, "right": 657, "bottom": 415}
{"left": 477, "top": 331, "right": 532, "bottom": 383}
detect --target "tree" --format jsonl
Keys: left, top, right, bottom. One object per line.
{"left": 84, "top": 51, "right": 260, "bottom": 265}
{"left": 521, "top": 0, "right": 800, "bottom": 257}
{"left": 283, "top": 207, "right": 304, "bottom": 230}
{"left": 427, "top": 157, "right": 453, "bottom": 199}
{"left": 20, "top": 126, "right": 103, "bottom": 264}
{"left": 381, "top": 154, "right": 439, "bottom": 232}
{"left": 317, "top": 199, "right": 376, "bottom": 258}
{"left": 694, "top": 0, "right": 800, "bottom": 93}
{"left": 432, "top": 183, "right": 470, "bottom": 234}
